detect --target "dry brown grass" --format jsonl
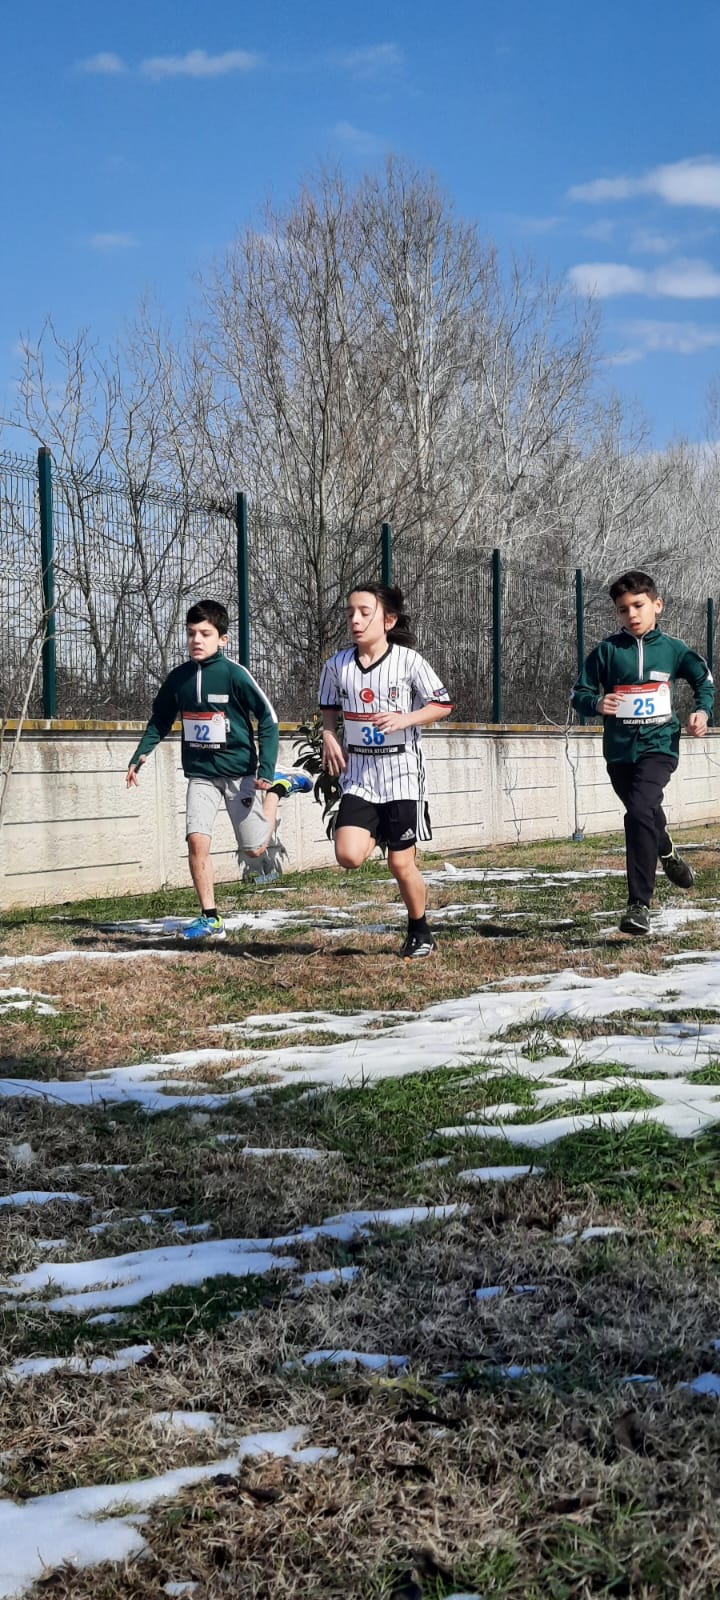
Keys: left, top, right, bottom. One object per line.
{"left": 3, "top": 830, "right": 720, "bottom": 1597}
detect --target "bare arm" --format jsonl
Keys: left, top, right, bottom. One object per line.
{"left": 321, "top": 706, "right": 346, "bottom": 776}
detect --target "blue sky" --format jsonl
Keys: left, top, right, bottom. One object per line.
{"left": 2, "top": 0, "right": 720, "bottom": 447}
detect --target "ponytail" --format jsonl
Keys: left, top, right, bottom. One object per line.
{"left": 348, "top": 583, "right": 416, "bottom": 647}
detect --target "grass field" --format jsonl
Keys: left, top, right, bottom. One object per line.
{"left": 2, "top": 828, "right": 720, "bottom": 1598}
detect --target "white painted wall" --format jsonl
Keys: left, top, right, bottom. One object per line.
{"left": 1, "top": 723, "right": 719, "bottom": 909}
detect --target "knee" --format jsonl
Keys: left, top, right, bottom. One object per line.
{"left": 335, "top": 846, "right": 362, "bottom": 870}
{"left": 388, "top": 850, "right": 414, "bottom": 881}
{"left": 245, "top": 842, "right": 267, "bottom": 859}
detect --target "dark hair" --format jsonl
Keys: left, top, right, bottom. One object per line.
{"left": 348, "top": 583, "right": 416, "bottom": 647}
{"left": 186, "top": 599, "right": 229, "bottom": 635}
{"left": 609, "top": 570, "right": 658, "bottom": 603}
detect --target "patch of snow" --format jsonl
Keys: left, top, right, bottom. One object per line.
{"left": 3, "top": 1206, "right": 463, "bottom": 1314}
{"left": 163, "top": 1585, "right": 199, "bottom": 1597}
{"left": 5, "top": 949, "right": 720, "bottom": 1138}
{"left": 0, "top": 1191, "right": 89, "bottom": 1209}
{"left": 4, "top": 1143, "right": 35, "bottom": 1169}
{"left": 151, "top": 1412, "right": 218, "bottom": 1434}
{"left": 287, "top": 1349, "right": 408, "bottom": 1372}
{"left": 0, "top": 950, "right": 179, "bottom": 971}
{"left": 681, "top": 1371, "right": 720, "bottom": 1396}
{"left": 297, "top": 1267, "right": 359, "bottom": 1290}
{"left": 416, "top": 1155, "right": 452, "bottom": 1170}
{"left": 0, "top": 988, "right": 58, "bottom": 1016}
{"left": 6, "top": 1344, "right": 154, "bottom": 1382}
{"left": 0, "top": 1427, "right": 335, "bottom": 1599}
{"left": 458, "top": 1165, "right": 543, "bottom": 1183}
{"left": 558, "top": 1225, "right": 625, "bottom": 1245}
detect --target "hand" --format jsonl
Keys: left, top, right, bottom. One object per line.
{"left": 126, "top": 758, "right": 145, "bottom": 788}
{"left": 322, "top": 730, "right": 346, "bottom": 776}
{"left": 254, "top": 777, "right": 273, "bottom": 791}
{"left": 369, "top": 711, "right": 411, "bottom": 733}
{"left": 688, "top": 711, "right": 709, "bottom": 739}
{"left": 598, "top": 693, "right": 621, "bottom": 715}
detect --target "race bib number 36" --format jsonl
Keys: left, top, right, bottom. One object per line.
{"left": 344, "top": 714, "right": 406, "bottom": 750}
{"left": 613, "top": 681, "right": 672, "bottom": 725}
{"left": 182, "top": 711, "right": 227, "bottom": 746}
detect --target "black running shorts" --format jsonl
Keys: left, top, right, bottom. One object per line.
{"left": 335, "top": 794, "right": 431, "bottom": 852}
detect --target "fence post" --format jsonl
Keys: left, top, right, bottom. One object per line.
{"left": 381, "top": 522, "right": 393, "bottom": 586}
{"left": 575, "top": 568, "right": 585, "bottom": 726}
{"left": 492, "top": 547, "right": 502, "bottom": 723}
{"left": 707, "top": 598, "right": 713, "bottom": 729}
{"left": 236, "top": 492, "right": 250, "bottom": 668}
{"left": 37, "top": 446, "right": 57, "bottom": 719}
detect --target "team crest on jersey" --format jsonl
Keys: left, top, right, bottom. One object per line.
{"left": 360, "top": 688, "right": 375, "bottom": 704}
{"left": 388, "top": 686, "right": 399, "bottom": 701}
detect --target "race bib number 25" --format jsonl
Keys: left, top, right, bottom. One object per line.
{"left": 613, "top": 681, "right": 671, "bottom": 724}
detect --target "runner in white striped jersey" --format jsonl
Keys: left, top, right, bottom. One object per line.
{"left": 319, "top": 585, "right": 453, "bottom": 959}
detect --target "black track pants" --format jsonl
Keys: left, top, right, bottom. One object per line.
{"left": 607, "top": 753, "right": 677, "bottom": 906}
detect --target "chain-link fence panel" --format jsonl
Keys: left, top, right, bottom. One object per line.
{"left": 51, "top": 471, "right": 237, "bottom": 717}
{"left": 247, "top": 509, "right": 381, "bottom": 720}
{"left": 394, "top": 539, "right": 494, "bottom": 721}
{"left": 0, "top": 453, "right": 44, "bottom": 719}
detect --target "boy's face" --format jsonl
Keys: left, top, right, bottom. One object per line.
{"left": 614, "top": 590, "right": 663, "bottom": 637}
{"left": 187, "top": 621, "right": 226, "bottom": 660}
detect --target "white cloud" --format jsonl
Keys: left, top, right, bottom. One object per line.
{"left": 88, "top": 232, "right": 138, "bottom": 251}
{"left": 630, "top": 228, "right": 677, "bottom": 256}
{"left": 569, "top": 157, "right": 720, "bottom": 210}
{"left": 623, "top": 319, "right": 720, "bottom": 354}
{"left": 78, "top": 52, "right": 126, "bottom": 75}
{"left": 569, "top": 256, "right": 720, "bottom": 300}
{"left": 332, "top": 43, "right": 402, "bottom": 76}
{"left": 614, "top": 318, "right": 720, "bottom": 356}
{"left": 653, "top": 258, "right": 720, "bottom": 297}
{"left": 140, "top": 49, "right": 261, "bottom": 80}
{"left": 333, "top": 121, "right": 383, "bottom": 157}
{"left": 568, "top": 262, "right": 647, "bottom": 297}
{"left": 607, "top": 317, "right": 720, "bottom": 366}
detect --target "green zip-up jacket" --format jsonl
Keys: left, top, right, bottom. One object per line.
{"left": 129, "top": 652, "right": 279, "bottom": 781}
{"left": 571, "top": 626, "right": 713, "bottom": 765}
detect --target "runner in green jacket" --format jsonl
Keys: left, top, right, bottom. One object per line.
{"left": 572, "top": 570, "right": 713, "bottom": 935}
{"left": 126, "top": 599, "right": 310, "bottom": 940}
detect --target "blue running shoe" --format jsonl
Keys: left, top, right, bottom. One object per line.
{"left": 182, "top": 913, "right": 226, "bottom": 941}
{"left": 271, "top": 770, "right": 312, "bottom": 796}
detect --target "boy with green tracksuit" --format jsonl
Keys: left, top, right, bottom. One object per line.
{"left": 571, "top": 569, "right": 713, "bottom": 936}
{"left": 127, "top": 599, "right": 310, "bottom": 940}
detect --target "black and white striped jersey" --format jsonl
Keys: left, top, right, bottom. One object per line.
{"left": 319, "top": 643, "right": 452, "bottom": 804}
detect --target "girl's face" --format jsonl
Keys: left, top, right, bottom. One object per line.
{"left": 347, "top": 591, "right": 397, "bottom": 650}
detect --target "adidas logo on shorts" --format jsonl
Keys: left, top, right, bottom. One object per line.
{"left": 399, "top": 828, "right": 415, "bottom": 841}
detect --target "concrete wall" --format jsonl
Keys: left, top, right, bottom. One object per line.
{"left": 1, "top": 721, "right": 719, "bottom": 909}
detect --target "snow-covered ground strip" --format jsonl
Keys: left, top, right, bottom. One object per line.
{"left": 0, "top": 988, "right": 58, "bottom": 1016}
{"left": 3, "top": 952, "right": 720, "bottom": 1137}
{"left": 0, "top": 1427, "right": 336, "bottom": 1600}
{"left": 422, "top": 862, "right": 625, "bottom": 887}
{"left": 458, "top": 1166, "right": 544, "bottom": 1183}
{"left": 0, "top": 1191, "right": 89, "bottom": 1209}
{"left": 1, "top": 1206, "right": 464, "bottom": 1314}
{"left": 285, "top": 1349, "right": 409, "bottom": 1371}
{"left": 0, "top": 950, "right": 178, "bottom": 971}
{"left": 6, "top": 1344, "right": 154, "bottom": 1382}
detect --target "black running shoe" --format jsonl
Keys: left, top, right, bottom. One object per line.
{"left": 400, "top": 931, "right": 436, "bottom": 960}
{"left": 619, "top": 902, "right": 650, "bottom": 936}
{"left": 659, "top": 841, "right": 694, "bottom": 890}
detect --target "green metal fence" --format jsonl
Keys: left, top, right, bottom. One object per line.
{"left": 0, "top": 448, "right": 716, "bottom": 724}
